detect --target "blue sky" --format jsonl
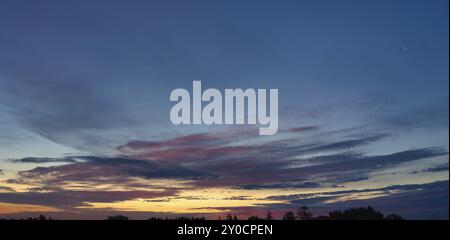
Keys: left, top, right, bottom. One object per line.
{"left": 0, "top": 0, "right": 448, "bottom": 219}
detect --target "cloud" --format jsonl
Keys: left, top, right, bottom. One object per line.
{"left": 2, "top": 126, "right": 448, "bottom": 218}
{"left": 116, "top": 131, "right": 386, "bottom": 165}
{"left": 0, "top": 189, "right": 178, "bottom": 209}
{"left": 238, "top": 181, "right": 321, "bottom": 190}
{"left": 289, "top": 134, "right": 388, "bottom": 156}
{"left": 410, "top": 162, "right": 449, "bottom": 174}
{"left": 116, "top": 129, "right": 262, "bottom": 161}
{"left": 421, "top": 163, "right": 449, "bottom": 172}
{"left": 210, "top": 147, "right": 444, "bottom": 189}
{"left": 282, "top": 126, "right": 320, "bottom": 133}
{"left": 0, "top": 75, "right": 134, "bottom": 153}
{"left": 265, "top": 181, "right": 448, "bottom": 202}
{"left": 217, "top": 181, "right": 449, "bottom": 220}
{"left": 10, "top": 157, "right": 78, "bottom": 164}
{"left": 0, "top": 186, "right": 14, "bottom": 192}
{"left": 8, "top": 156, "right": 210, "bottom": 187}
{"left": 320, "top": 180, "right": 450, "bottom": 220}
{"left": 117, "top": 128, "right": 447, "bottom": 189}
{"left": 0, "top": 76, "right": 128, "bottom": 133}
{"left": 0, "top": 156, "right": 211, "bottom": 209}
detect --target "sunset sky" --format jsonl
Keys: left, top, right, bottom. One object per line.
{"left": 0, "top": 0, "right": 448, "bottom": 219}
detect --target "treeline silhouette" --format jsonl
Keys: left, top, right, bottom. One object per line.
{"left": 0, "top": 214, "right": 55, "bottom": 221}
{"left": 220, "top": 206, "right": 402, "bottom": 220}
{"left": 279, "top": 206, "right": 403, "bottom": 220}
{"left": 106, "top": 206, "right": 403, "bottom": 220}
{"left": 1, "top": 206, "right": 403, "bottom": 220}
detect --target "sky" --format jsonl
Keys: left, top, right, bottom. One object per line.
{"left": 0, "top": 0, "right": 448, "bottom": 219}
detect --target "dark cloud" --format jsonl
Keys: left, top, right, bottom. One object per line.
{"left": 238, "top": 181, "right": 321, "bottom": 190}
{"left": 190, "top": 148, "right": 447, "bottom": 189}
{"left": 0, "top": 185, "right": 14, "bottom": 192}
{"left": 0, "top": 156, "right": 209, "bottom": 209}
{"left": 219, "top": 181, "right": 449, "bottom": 220}
{"left": 10, "top": 157, "right": 78, "bottom": 164}
{"left": 0, "top": 189, "right": 178, "bottom": 209}
{"left": 321, "top": 180, "right": 450, "bottom": 220}
{"left": 292, "top": 134, "right": 388, "bottom": 156}
{"left": 265, "top": 181, "right": 449, "bottom": 203}
{"left": 223, "top": 196, "right": 254, "bottom": 201}
{"left": 282, "top": 126, "right": 319, "bottom": 133}
{"left": 116, "top": 129, "right": 447, "bottom": 189}
{"left": 7, "top": 156, "right": 211, "bottom": 188}
{"left": 295, "top": 147, "right": 447, "bottom": 174}
{"left": 421, "top": 163, "right": 449, "bottom": 173}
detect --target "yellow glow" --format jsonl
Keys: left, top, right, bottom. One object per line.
{"left": 0, "top": 202, "right": 61, "bottom": 214}
{"left": 80, "top": 196, "right": 283, "bottom": 213}
{"left": 0, "top": 165, "right": 448, "bottom": 215}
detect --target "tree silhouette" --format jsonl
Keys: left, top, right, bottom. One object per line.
{"left": 328, "top": 206, "right": 384, "bottom": 220}
{"left": 20, "top": 215, "right": 53, "bottom": 220}
{"left": 106, "top": 215, "right": 129, "bottom": 220}
{"left": 11, "top": 205, "right": 402, "bottom": 220}
{"left": 265, "top": 210, "right": 273, "bottom": 220}
{"left": 297, "top": 206, "right": 313, "bottom": 220}
{"left": 247, "top": 215, "right": 263, "bottom": 220}
{"left": 282, "top": 211, "right": 296, "bottom": 220}
{"left": 225, "top": 213, "right": 238, "bottom": 220}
